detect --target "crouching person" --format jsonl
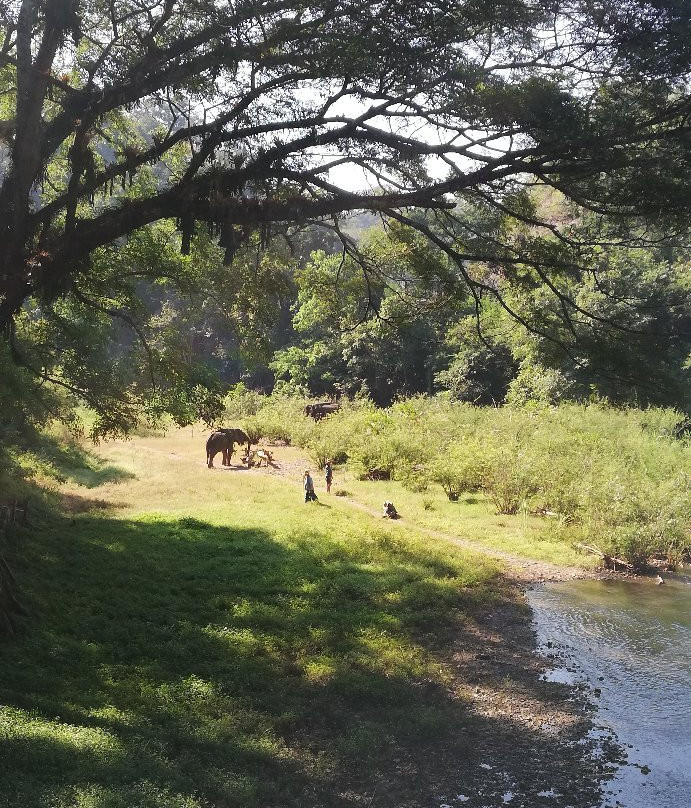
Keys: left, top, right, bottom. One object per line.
{"left": 303, "top": 471, "right": 318, "bottom": 502}
{"left": 382, "top": 501, "right": 398, "bottom": 519}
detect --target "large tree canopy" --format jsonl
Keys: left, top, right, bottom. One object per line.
{"left": 0, "top": 0, "right": 689, "bottom": 424}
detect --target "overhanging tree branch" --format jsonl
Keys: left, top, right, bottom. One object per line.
{"left": 1, "top": 0, "right": 689, "bottom": 351}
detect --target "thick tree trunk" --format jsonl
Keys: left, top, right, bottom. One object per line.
{"left": 0, "top": 553, "right": 27, "bottom": 637}
{"left": 0, "top": 1, "right": 66, "bottom": 333}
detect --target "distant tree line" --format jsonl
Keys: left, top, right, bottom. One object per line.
{"left": 265, "top": 207, "right": 691, "bottom": 412}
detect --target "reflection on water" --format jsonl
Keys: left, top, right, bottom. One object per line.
{"left": 527, "top": 571, "right": 691, "bottom": 808}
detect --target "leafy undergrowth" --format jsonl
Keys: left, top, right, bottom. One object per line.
{"left": 1, "top": 429, "right": 509, "bottom": 808}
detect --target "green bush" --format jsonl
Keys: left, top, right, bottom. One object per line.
{"left": 237, "top": 414, "right": 264, "bottom": 445}
{"left": 223, "top": 389, "right": 310, "bottom": 445}
{"left": 346, "top": 409, "right": 427, "bottom": 481}
{"left": 427, "top": 438, "right": 488, "bottom": 500}
{"left": 396, "top": 465, "right": 429, "bottom": 493}
{"left": 223, "top": 383, "right": 264, "bottom": 418}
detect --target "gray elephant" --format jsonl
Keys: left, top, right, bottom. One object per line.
{"left": 206, "top": 428, "right": 250, "bottom": 468}
{"left": 304, "top": 402, "right": 340, "bottom": 421}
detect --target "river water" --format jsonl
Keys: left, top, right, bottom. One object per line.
{"left": 527, "top": 571, "right": 691, "bottom": 808}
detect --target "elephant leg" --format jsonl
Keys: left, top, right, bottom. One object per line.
{"left": 208, "top": 451, "right": 216, "bottom": 468}
{"left": 223, "top": 448, "right": 230, "bottom": 465}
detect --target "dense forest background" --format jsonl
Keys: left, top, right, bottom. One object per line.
{"left": 4, "top": 201, "right": 689, "bottom": 450}
{"left": 2, "top": 0, "right": 690, "bottom": 447}
{"left": 21, "top": 192, "right": 684, "bottom": 421}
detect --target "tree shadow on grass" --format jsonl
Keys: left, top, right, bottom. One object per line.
{"left": 56, "top": 492, "right": 127, "bottom": 514}
{"left": 32, "top": 434, "right": 136, "bottom": 488}
{"left": 0, "top": 513, "right": 611, "bottom": 808}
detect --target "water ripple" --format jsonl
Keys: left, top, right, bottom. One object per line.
{"left": 528, "top": 574, "right": 691, "bottom": 808}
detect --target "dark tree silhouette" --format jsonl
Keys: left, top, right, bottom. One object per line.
{"left": 0, "top": 0, "right": 689, "bottom": 359}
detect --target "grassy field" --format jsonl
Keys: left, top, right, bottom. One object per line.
{"left": 1, "top": 427, "right": 514, "bottom": 808}
{"left": 328, "top": 470, "right": 595, "bottom": 568}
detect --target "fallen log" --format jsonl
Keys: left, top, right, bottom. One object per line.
{"left": 573, "top": 542, "right": 635, "bottom": 571}
{"left": 244, "top": 449, "right": 278, "bottom": 468}
{"left": 255, "top": 449, "right": 278, "bottom": 467}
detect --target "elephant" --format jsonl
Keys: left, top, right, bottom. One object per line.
{"left": 304, "top": 402, "right": 340, "bottom": 421}
{"left": 206, "top": 428, "right": 250, "bottom": 468}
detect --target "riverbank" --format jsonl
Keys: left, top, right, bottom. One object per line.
{"left": 0, "top": 429, "right": 619, "bottom": 807}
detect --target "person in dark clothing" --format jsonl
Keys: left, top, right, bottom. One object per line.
{"left": 324, "top": 461, "right": 333, "bottom": 494}
{"left": 303, "top": 471, "right": 318, "bottom": 502}
{"left": 382, "top": 501, "right": 398, "bottom": 519}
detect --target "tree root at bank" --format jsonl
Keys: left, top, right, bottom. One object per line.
{"left": 573, "top": 542, "right": 683, "bottom": 574}
{"left": 574, "top": 543, "right": 636, "bottom": 572}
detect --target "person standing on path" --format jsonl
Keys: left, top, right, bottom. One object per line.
{"left": 303, "top": 471, "right": 318, "bottom": 502}
{"left": 324, "top": 460, "right": 333, "bottom": 494}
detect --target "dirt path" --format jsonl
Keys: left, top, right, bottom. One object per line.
{"left": 336, "top": 495, "right": 594, "bottom": 583}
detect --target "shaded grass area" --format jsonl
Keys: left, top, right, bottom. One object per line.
{"left": 19, "top": 433, "right": 136, "bottom": 489}
{"left": 1, "top": 502, "right": 501, "bottom": 807}
{"left": 0, "top": 431, "right": 605, "bottom": 807}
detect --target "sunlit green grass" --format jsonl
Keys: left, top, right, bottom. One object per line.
{"left": 0, "top": 428, "right": 502, "bottom": 808}
{"left": 333, "top": 470, "right": 595, "bottom": 568}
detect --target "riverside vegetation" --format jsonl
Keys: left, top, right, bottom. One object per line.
{"left": 227, "top": 390, "right": 691, "bottom": 571}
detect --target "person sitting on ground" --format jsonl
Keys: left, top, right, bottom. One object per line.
{"left": 303, "top": 471, "right": 318, "bottom": 502}
{"left": 382, "top": 501, "right": 398, "bottom": 519}
{"left": 324, "top": 460, "right": 333, "bottom": 494}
